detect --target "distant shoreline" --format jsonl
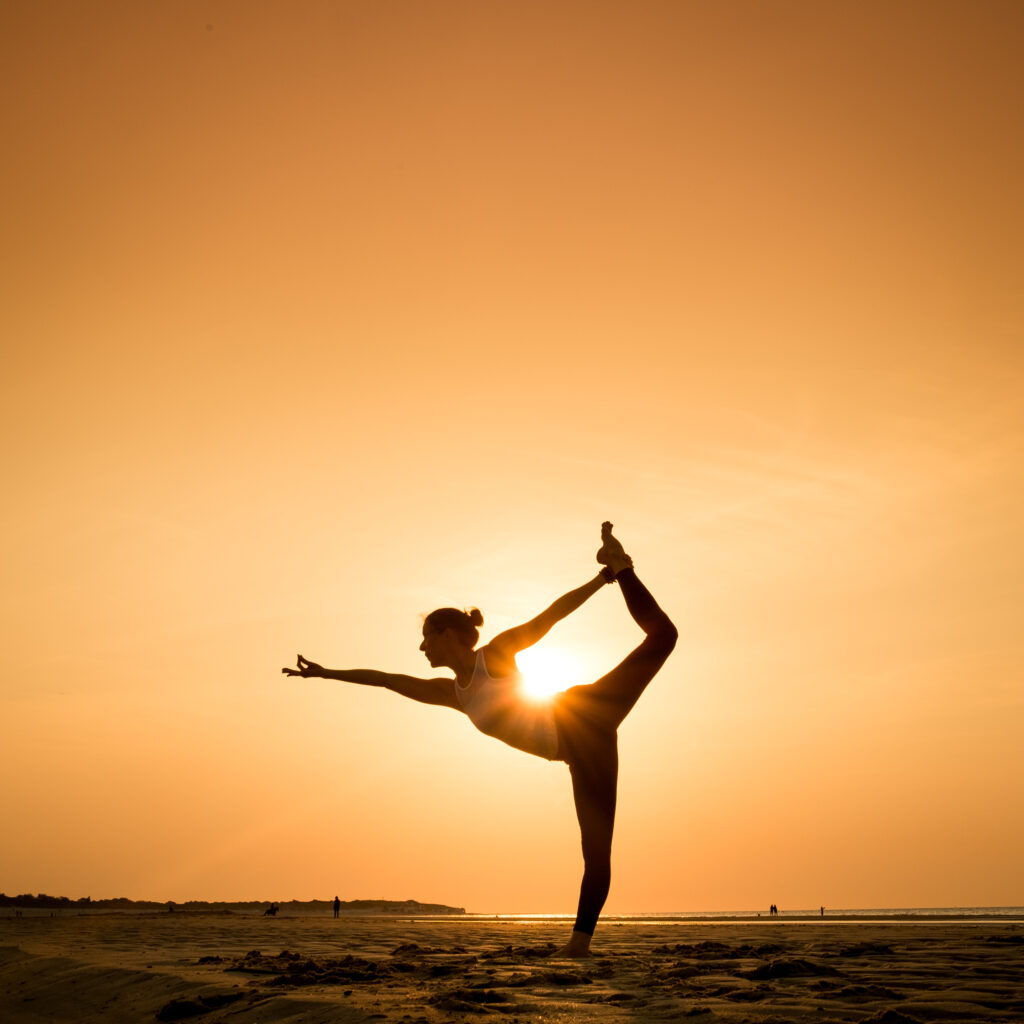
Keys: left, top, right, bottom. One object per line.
{"left": 0, "top": 897, "right": 465, "bottom": 916}
{"left": 3, "top": 906, "right": 1022, "bottom": 923}
{"left": 477, "top": 912, "right": 1024, "bottom": 923}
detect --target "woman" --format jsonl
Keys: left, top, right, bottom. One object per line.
{"left": 283, "top": 522, "right": 677, "bottom": 956}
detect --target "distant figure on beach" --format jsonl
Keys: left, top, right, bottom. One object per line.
{"left": 333, "top": 896, "right": 341, "bottom": 919}
{"left": 821, "top": 906, "right": 825, "bottom": 917}
{"left": 167, "top": 902, "right": 174, "bottom": 913}
{"left": 264, "top": 904, "right": 279, "bottom": 917}
{"left": 283, "top": 523, "right": 676, "bottom": 958}
{"left": 770, "top": 904, "right": 778, "bottom": 917}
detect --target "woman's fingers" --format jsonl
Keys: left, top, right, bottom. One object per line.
{"left": 282, "top": 656, "right": 317, "bottom": 677}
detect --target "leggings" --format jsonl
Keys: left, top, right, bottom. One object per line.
{"left": 553, "top": 568, "right": 677, "bottom": 935}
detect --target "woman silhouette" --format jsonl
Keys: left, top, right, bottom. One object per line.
{"left": 283, "top": 522, "right": 676, "bottom": 956}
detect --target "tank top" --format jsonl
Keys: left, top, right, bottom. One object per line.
{"left": 454, "top": 650, "right": 560, "bottom": 761}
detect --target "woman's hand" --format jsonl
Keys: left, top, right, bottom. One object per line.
{"left": 282, "top": 654, "right": 325, "bottom": 678}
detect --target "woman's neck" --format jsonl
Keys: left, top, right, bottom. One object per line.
{"left": 450, "top": 646, "right": 479, "bottom": 687}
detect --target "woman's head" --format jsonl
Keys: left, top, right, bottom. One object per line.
{"left": 422, "top": 607, "right": 483, "bottom": 647}
{"left": 420, "top": 607, "right": 483, "bottom": 669}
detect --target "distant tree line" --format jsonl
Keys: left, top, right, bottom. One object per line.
{"left": 0, "top": 894, "right": 465, "bottom": 914}
{"left": 0, "top": 894, "right": 165, "bottom": 910}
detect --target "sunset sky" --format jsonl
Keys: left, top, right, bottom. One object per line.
{"left": 2, "top": 1, "right": 1022, "bottom": 914}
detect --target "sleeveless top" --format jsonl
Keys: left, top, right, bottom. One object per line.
{"left": 454, "top": 650, "right": 560, "bottom": 761}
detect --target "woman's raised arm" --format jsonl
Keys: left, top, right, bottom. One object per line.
{"left": 487, "top": 573, "right": 608, "bottom": 656}
{"left": 282, "top": 655, "right": 461, "bottom": 709}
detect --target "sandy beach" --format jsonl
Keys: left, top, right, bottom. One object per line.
{"left": 2, "top": 914, "right": 1022, "bottom": 1023}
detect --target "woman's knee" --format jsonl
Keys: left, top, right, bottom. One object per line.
{"left": 646, "top": 617, "right": 678, "bottom": 657}
{"left": 661, "top": 619, "right": 678, "bottom": 652}
{"left": 582, "top": 850, "right": 611, "bottom": 887}
{"left": 580, "top": 829, "right": 613, "bottom": 867}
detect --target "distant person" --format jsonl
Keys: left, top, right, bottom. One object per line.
{"left": 284, "top": 523, "right": 676, "bottom": 958}
{"left": 333, "top": 896, "right": 341, "bottom": 919}
{"left": 820, "top": 906, "right": 825, "bottom": 917}
{"left": 167, "top": 902, "right": 174, "bottom": 913}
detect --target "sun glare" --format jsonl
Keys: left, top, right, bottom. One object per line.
{"left": 517, "top": 645, "right": 579, "bottom": 701}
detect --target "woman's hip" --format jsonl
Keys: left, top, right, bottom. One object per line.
{"left": 553, "top": 686, "right": 618, "bottom": 767}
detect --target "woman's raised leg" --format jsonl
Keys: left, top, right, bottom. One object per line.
{"left": 589, "top": 524, "right": 677, "bottom": 729}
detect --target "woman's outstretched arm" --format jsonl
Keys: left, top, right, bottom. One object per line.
{"left": 282, "top": 655, "right": 461, "bottom": 709}
{"left": 488, "top": 573, "right": 607, "bottom": 656}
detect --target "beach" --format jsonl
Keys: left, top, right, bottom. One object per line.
{"left": 2, "top": 913, "right": 1022, "bottom": 1022}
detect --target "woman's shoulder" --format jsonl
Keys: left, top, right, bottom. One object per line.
{"left": 477, "top": 643, "right": 518, "bottom": 681}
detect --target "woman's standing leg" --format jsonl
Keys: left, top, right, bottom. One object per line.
{"left": 558, "top": 729, "right": 618, "bottom": 958}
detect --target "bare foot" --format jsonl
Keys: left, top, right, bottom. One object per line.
{"left": 596, "top": 521, "right": 633, "bottom": 577}
{"left": 553, "top": 931, "right": 593, "bottom": 958}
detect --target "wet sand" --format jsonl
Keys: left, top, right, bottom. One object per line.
{"left": 2, "top": 914, "right": 1022, "bottom": 1022}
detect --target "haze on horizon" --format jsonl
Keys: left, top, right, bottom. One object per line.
{"left": 2, "top": 0, "right": 1021, "bottom": 914}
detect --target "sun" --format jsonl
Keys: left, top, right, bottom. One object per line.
{"left": 517, "top": 645, "right": 579, "bottom": 701}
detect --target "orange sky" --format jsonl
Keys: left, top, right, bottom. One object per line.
{"left": 2, "top": 0, "right": 1022, "bottom": 913}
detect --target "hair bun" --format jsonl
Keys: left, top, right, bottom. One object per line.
{"left": 467, "top": 608, "right": 484, "bottom": 628}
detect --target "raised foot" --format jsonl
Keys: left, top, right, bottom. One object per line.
{"left": 597, "top": 521, "right": 633, "bottom": 577}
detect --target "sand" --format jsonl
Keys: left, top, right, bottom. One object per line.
{"left": 1, "top": 914, "right": 1022, "bottom": 1023}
